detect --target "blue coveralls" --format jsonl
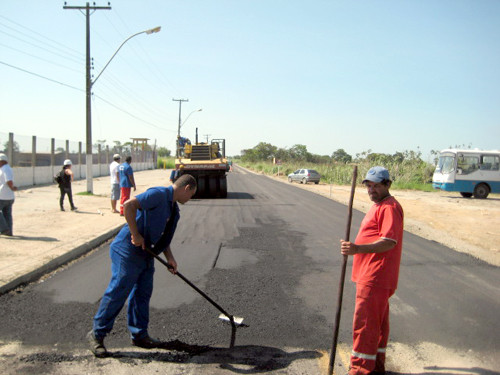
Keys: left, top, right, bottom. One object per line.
{"left": 93, "top": 186, "right": 180, "bottom": 340}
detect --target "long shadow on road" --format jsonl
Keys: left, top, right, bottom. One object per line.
{"left": 18, "top": 343, "right": 321, "bottom": 374}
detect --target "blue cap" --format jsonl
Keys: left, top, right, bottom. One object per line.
{"left": 363, "top": 166, "right": 391, "bottom": 183}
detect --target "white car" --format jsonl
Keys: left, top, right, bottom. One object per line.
{"left": 288, "top": 169, "right": 321, "bottom": 184}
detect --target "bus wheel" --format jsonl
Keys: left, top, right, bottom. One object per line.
{"left": 460, "top": 192, "right": 473, "bottom": 198}
{"left": 473, "top": 183, "right": 490, "bottom": 199}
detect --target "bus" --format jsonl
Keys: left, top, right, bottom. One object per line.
{"left": 432, "top": 149, "right": 500, "bottom": 199}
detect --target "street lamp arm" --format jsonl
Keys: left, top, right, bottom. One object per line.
{"left": 92, "top": 26, "right": 161, "bottom": 86}
{"left": 180, "top": 108, "right": 203, "bottom": 129}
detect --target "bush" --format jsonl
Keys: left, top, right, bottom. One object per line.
{"left": 157, "top": 157, "right": 175, "bottom": 169}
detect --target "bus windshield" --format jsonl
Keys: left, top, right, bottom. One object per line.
{"left": 437, "top": 154, "right": 455, "bottom": 174}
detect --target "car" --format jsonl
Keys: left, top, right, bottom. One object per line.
{"left": 287, "top": 169, "right": 321, "bottom": 184}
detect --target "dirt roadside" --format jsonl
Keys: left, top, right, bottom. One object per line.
{"left": 268, "top": 173, "right": 500, "bottom": 267}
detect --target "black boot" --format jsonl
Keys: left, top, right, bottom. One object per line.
{"left": 87, "top": 330, "right": 107, "bottom": 358}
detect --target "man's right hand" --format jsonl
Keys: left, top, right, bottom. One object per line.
{"left": 131, "top": 232, "right": 145, "bottom": 249}
{"left": 340, "top": 239, "right": 359, "bottom": 255}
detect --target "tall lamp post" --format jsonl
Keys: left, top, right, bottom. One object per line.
{"left": 175, "top": 107, "right": 202, "bottom": 157}
{"left": 85, "top": 26, "right": 161, "bottom": 193}
{"left": 181, "top": 108, "right": 202, "bottom": 131}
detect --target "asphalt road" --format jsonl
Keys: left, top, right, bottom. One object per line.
{"left": 1, "top": 165, "right": 499, "bottom": 374}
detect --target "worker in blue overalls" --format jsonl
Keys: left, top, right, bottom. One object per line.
{"left": 87, "top": 174, "right": 197, "bottom": 357}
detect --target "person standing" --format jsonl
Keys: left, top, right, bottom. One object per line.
{"left": 87, "top": 174, "right": 197, "bottom": 357}
{"left": 0, "top": 153, "right": 18, "bottom": 236}
{"left": 169, "top": 165, "right": 180, "bottom": 184}
{"left": 340, "top": 166, "right": 404, "bottom": 375}
{"left": 118, "top": 156, "right": 136, "bottom": 216}
{"left": 109, "top": 154, "right": 121, "bottom": 213}
{"left": 59, "top": 159, "right": 77, "bottom": 212}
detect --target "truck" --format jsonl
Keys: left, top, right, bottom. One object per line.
{"left": 175, "top": 128, "right": 229, "bottom": 198}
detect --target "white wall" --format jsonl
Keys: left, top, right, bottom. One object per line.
{"left": 13, "top": 162, "right": 155, "bottom": 188}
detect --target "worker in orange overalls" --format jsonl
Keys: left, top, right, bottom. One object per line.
{"left": 340, "top": 166, "right": 404, "bottom": 375}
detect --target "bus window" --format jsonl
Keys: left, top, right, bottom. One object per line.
{"left": 437, "top": 154, "right": 455, "bottom": 174}
{"left": 480, "top": 155, "right": 500, "bottom": 171}
{"left": 457, "top": 155, "right": 479, "bottom": 175}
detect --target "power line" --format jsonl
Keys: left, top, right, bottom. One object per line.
{"left": 0, "top": 15, "right": 84, "bottom": 60}
{"left": 0, "top": 42, "right": 83, "bottom": 75}
{"left": 104, "top": 9, "right": 184, "bottom": 100}
{"left": 0, "top": 60, "right": 83, "bottom": 92}
{"left": 93, "top": 94, "right": 175, "bottom": 132}
{"left": 0, "top": 60, "right": 173, "bottom": 133}
{"left": 0, "top": 28, "right": 83, "bottom": 66}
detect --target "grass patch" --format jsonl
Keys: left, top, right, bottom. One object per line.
{"left": 240, "top": 161, "right": 436, "bottom": 193}
{"left": 157, "top": 157, "right": 175, "bottom": 169}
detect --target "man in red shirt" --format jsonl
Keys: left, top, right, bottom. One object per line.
{"left": 341, "top": 166, "right": 404, "bottom": 375}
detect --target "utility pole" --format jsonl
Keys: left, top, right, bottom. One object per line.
{"left": 64, "top": 2, "right": 111, "bottom": 193}
{"left": 172, "top": 98, "right": 188, "bottom": 157}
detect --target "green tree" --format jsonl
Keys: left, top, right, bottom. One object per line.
{"left": 157, "top": 147, "right": 171, "bottom": 157}
{"left": 241, "top": 148, "right": 259, "bottom": 162}
{"left": 275, "top": 148, "right": 290, "bottom": 162}
{"left": 253, "top": 142, "right": 277, "bottom": 161}
{"left": 331, "top": 148, "right": 352, "bottom": 164}
{"left": 3, "top": 140, "right": 20, "bottom": 152}
{"left": 289, "top": 144, "right": 309, "bottom": 161}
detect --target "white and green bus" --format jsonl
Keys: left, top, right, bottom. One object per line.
{"left": 432, "top": 149, "right": 500, "bottom": 199}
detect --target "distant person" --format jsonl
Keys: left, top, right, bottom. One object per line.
{"left": 119, "top": 156, "right": 136, "bottom": 216}
{"left": 87, "top": 174, "right": 197, "bottom": 358}
{"left": 109, "top": 154, "right": 121, "bottom": 213}
{"left": 340, "top": 166, "right": 404, "bottom": 375}
{"left": 0, "top": 153, "right": 18, "bottom": 236}
{"left": 58, "top": 159, "right": 77, "bottom": 212}
{"left": 169, "top": 165, "right": 180, "bottom": 184}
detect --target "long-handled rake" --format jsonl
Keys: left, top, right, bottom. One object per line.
{"left": 328, "top": 165, "right": 358, "bottom": 375}
{"left": 144, "top": 247, "right": 245, "bottom": 348}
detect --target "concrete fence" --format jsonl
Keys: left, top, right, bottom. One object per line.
{"left": 1, "top": 132, "right": 157, "bottom": 188}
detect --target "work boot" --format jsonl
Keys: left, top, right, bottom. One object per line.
{"left": 87, "top": 330, "right": 107, "bottom": 358}
{"left": 132, "top": 335, "right": 164, "bottom": 349}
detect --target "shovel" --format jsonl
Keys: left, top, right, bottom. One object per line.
{"left": 144, "top": 247, "right": 245, "bottom": 348}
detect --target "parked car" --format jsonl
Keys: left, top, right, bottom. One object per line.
{"left": 287, "top": 169, "right": 321, "bottom": 184}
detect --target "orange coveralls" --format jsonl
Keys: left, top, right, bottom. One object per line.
{"left": 349, "top": 196, "right": 404, "bottom": 375}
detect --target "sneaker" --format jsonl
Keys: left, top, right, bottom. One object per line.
{"left": 87, "top": 330, "right": 107, "bottom": 358}
{"left": 1, "top": 230, "right": 12, "bottom": 236}
{"left": 131, "top": 335, "right": 164, "bottom": 349}
{"left": 71, "top": 206, "right": 78, "bottom": 211}
{"left": 60, "top": 207, "right": 65, "bottom": 211}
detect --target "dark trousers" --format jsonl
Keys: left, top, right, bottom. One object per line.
{"left": 59, "top": 186, "right": 75, "bottom": 209}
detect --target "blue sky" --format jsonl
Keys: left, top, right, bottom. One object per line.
{"left": 1, "top": 0, "right": 499, "bottom": 160}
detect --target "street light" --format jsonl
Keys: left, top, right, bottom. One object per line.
{"left": 181, "top": 108, "right": 202, "bottom": 130}
{"left": 84, "top": 26, "right": 161, "bottom": 193}
{"left": 176, "top": 108, "right": 202, "bottom": 157}
{"left": 92, "top": 27, "right": 161, "bottom": 85}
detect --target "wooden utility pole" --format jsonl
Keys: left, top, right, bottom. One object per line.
{"left": 173, "top": 98, "right": 189, "bottom": 157}
{"left": 63, "top": 2, "right": 111, "bottom": 193}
